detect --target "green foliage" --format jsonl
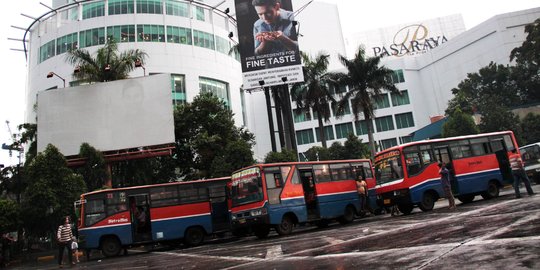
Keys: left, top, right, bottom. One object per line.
{"left": 520, "top": 113, "right": 540, "bottom": 145}
{"left": 77, "top": 143, "right": 107, "bottom": 191}
{"left": 264, "top": 149, "right": 298, "bottom": 163}
{"left": 17, "top": 123, "right": 37, "bottom": 165}
{"left": 304, "top": 146, "right": 331, "bottom": 161}
{"left": 113, "top": 156, "right": 176, "bottom": 187}
{"left": 0, "top": 199, "right": 19, "bottom": 233}
{"left": 174, "top": 93, "right": 255, "bottom": 180}
{"left": 478, "top": 105, "right": 522, "bottom": 137}
{"left": 442, "top": 109, "right": 479, "bottom": 138}
{"left": 510, "top": 18, "right": 540, "bottom": 102}
{"left": 21, "top": 144, "right": 86, "bottom": 238}
{"left": 342, "top": 134, "right": 370, "bottom": 159}
{"left": 65, "top": 38, "right": 147, "bottom": 83}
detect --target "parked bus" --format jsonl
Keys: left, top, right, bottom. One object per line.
{"left": 519, "top": 142, "right": 540, "bottom": 184}
{"left": 74, "top": 177, "right": 230, "bottom": 257}
{"left": 374, "top": 131, "right": 518, "bottom": 214}
{"left": 229, "top": 160, "right": 375, "bottom": 238}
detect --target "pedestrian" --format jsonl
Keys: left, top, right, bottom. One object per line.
{"left": 1, "top": 233, "right": 15, "bottom": 268}
{"left": 57, "top": 216, "right": 74, "bottom": 267}
{"left": 71, "top": 237, "right": 80, "bottom": 263}
{"left": 356, "top": 175, "right": 368, "bottom": 216}
{"left": 438, "top": 162, "right": 456, "bottom": 210}
{"left": 390, "top": 204, "right": 400, "bottom": 216}
{"left": 509, "top": 149, "right": 535, "bottom": 198}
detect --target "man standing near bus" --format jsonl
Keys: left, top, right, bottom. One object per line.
{"left": 356, "top": 175, "right": 368, "bottom": 216}
{"left": 509, "top": 149, "right": 535, "bottom": 198}
{"left": 438, "top": 162, "right": 456, "bottom": 210}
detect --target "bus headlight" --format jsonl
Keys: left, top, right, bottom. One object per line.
{"left": 250, "top": 208, "right": 267, "bottom": 216}
{"left": 231, "top": 215, "right": 237, "bottom": 220}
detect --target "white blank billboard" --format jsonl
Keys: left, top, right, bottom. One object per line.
{"left": 37, "top": 73, "right": 175, "bottom": 157}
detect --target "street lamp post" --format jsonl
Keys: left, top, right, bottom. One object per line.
{"left": 46, "top": 71, "right": 66, "bottom": 88}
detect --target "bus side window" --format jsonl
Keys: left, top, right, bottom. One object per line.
{"left": 362, "top": 162, "right": 373, "bottom": 179}
{"left": 291, "top": 170, "right": 301, "bottom": 185}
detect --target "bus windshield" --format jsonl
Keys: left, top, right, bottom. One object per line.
{"left": 374, "top": 150, "right": 403, "bottom": 185}
{"left": 231, "top": 167, "right": 264, "bottom": 207}
{"left": 521, "top": 144, "right": 540, "bottom": 166}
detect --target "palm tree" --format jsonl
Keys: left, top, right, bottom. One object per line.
{"left": 65, "top": 38, "right": 148, "bottom": 83}
{"left": 291, "top": 52, "right": 336, "bottom": 148}
{"left": 333, "top": 47, "right": 399, "bottom": 158}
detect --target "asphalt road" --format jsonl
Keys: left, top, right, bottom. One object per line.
{"left": 15, "top": 185, "right": 540, "bottom": 269}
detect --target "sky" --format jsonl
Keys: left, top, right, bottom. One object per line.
{"left": 0, "top": 0, "right": 539, "bottom": 167}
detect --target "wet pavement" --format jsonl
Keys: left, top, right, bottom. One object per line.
{"left": 12, "top": 185, "right": 540, "bottom": 269}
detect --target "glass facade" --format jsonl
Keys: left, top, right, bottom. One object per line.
{"left": 380, "top": 138, "right": 398, "bottom": 150}
{"left": 391, "top": 69, "right": 405, "bottom": 84}
{"left": 400, "top": 136, "right": 413, "bottom": 144}
{"left": 374, "top": 94, "right": 390, "bottom": 109}
{"left": 391, "top": 90, "right": 410, "bottom": 106}
{"left": 136, "top": 0, "right": 163, "bottom": 14}
{"left": 199, "top": 77, "right": 230, "bottom": 108}
{"left": 137, "top": 24, "right": 165, "bottom": 42}
{"left": 296, "top": 129, "right": 315, "bottom": 145}
{"left": 171, "top": 74, "right": 186, "bottom": 106}
{"left": 109, "top": 0, "right": 134, "bottom": 15}
{"left": 332, "top": 101, "right": 351, "bottom": 117}
{"left": 355, "top": 120, "right": 370, "bottom": 136}
{"left": 193, "top": 30, "right": 215, "bottom": 50}
{"left": 395, "top": 112, "right": 415, "bottom": 129}
{"left": 39, "top": 40, "right": 56, "bottom": 63}
{"left": 167, "top": 26, "right": 192, "bottom": 44}
{"left": 56, "top": 33, "right": 78, "bottom": 54}
{"left": 375, "top": 116, "right": 394, "bottom": 132}
{"left": 194, "top": 5, "right": 205, "bottom": 21}
{"left": 215, "top": 36, "right": 231, "bottom": 55}
{"left": 335, "top": 122, "right": 354, "bottom": 139}
{"left": 107, "top": 25, "right": 136, "bottom": 42}
{"left": 293, "top": 108, "right": 311, "bottom": 123}
{"left": 166, "top": 0, "right": 189, "bottom": 17}
{"left": 315, "top": 126, "right": 335, "bottom": 142}
{"left": 82, "top": 2, "right": 105, "bottom": 19}
{"left": 80, "top": 27, "right": 106, "bottom": 48}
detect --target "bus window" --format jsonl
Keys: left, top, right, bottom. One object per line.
{"left": 314, "top": 165, "right": 332, "bottom": 183}
{"left": 503, "top": 135, "right": 516, "bottom": 151}
{"left": 151, "top": 186, "right": 179, "bottom": 207}
{"left": 85, "top": 199, "right": 106, "bottom": 226}
{"left": 470, "top": 137, "right": 490, "bottom": 156}
{"left": 330, "top": 163, "right": 352, "bottom": 181}
{"left": 405, "top": 152, "right": 422, "bottom": 176}
{"left": 374, "top": 153, "right": 403, "bottom": 184}
{"left": 179, "top": 185, "right": 208, "bottom": 204}
{"left": 231, "top": 169, "right": 263, "bottom": 207}
{"left": 362, "top": 161, "right": 373, "bottom": 178}
{"left": 291, "top": 169, "right": 301, "bottom": 184}
{"left": 490, "top": 139, "right": 504, "bottom": 152}
{"left": 265, "top": 166, "right": 288, "bottom": 205}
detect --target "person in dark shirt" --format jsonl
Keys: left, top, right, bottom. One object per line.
{"left": 438, "top": 162, "right": 456, "bottom": 210}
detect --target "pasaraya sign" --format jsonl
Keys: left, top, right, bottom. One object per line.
{"left": 372, "top": 24, "right": 448, "bottom": 58}
{"left": 234, "top": 0, "right": 304, "bottom": 89}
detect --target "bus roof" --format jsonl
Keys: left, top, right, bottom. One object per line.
{"left": 232, "top": 159, "right": 372, "bottom": 175}
{"left": 375, "top": 131, "right": 515, "bottom": 157}
{"left": 519, "top": 142, "right": 540, "bottom": 150}
{"left": 81, "top": 176, "right": 231, "bottom": 196}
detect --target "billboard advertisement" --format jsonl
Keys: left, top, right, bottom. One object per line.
{"left": 235, "top": 0, "right": 304, "bottom": 89}
{"left": 37, "top": 74, "right": 175, "bottom": 157}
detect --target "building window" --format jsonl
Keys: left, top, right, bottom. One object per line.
{"left": 171, "top": 74, "right": 186, "bottom": 106}
{"left": 80, "top": 28, "right": 106, "bottom": 48}
{"left": 313, "top": 104, "right": 330, "bottom": 120}
{"left": 380, "top": 138, "right": 398, "bottom": 150}
{"left": 194, "top": 5, "right": 205, "bottom": 21}
{"left": 296, "top": 129, "right": 315, "bottom": 145}
{"left": 193, "top": 30, "right": 215, "bottom": 50}
{"left": 56, "top": 33, "right": 78, "bottom": 55}
{"left": 374, "top": 94, "right": 390, "bottom": 109}
{"left": 315, "top": 126, "right": 335, "bottom": 142}
{"left": 166, "top": 0, "right": 189, "bottom": 17}
{"left": 293, "top": 108, "right": 311, "bottom": 123}
{"left": 107, "top": 25, "right": 136, "bottom": 43}
{"left": 166, "top": 26, "right": 192, "bottom": 44}
{"left": 391, "top": 90, "right": 410, "bottom": 106}
{"left": 136, "top": 0, "right": 163, "bottom": 14}
{"left": 355, "top": 120, "right": 370, "bottom": 136}
{"left": 39, "top": 40, "right": 56, "bottom": 63}
{"left": 331, "top": 101, "right": 351, "bottom": 117}
{"left": 137, "top": 25, "right": 165, "bottom": 42}
{"left": 335, "top": 122, "right": 354, "bottom": 139}
{"left": 391, "top": 69, "right": 405, "bottom": 84}
{"left": 215, "top": 36, "right": 231, "bottom": 55}
{"left": 82, "top": 2, "right": 105, "bottom": 19}
{"left": 240, "top": 89, "right": 247, "bottom": 126}
{"left": 395, "top": 112, "right": 415, "bottom": 129}
{"left": 400, "top": 136, "right": 413, "bottom": 144}
{"left": 109, "top": 0, "right": 134, "bottom": 15}
{"left": 199, "top": 77, "right": 230, "bottom": 108}
{"left": 375, "top": 115, "right": 394, "bottom": 132}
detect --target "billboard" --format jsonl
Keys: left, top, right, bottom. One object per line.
{"left": 37, "top": 73, "right": 175, "bottom": 157}
{"left": 235, "top": 0, "right": 304, "bottom": 89}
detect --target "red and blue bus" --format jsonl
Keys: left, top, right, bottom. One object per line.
{"left": 230, "top": 160, "right": 375, "bottom": 238}
{"left": 75, "top": 177, "right": 230, "bottom": 257}
{"left": 374, "top": 131, "right": 518, "bottom": 214}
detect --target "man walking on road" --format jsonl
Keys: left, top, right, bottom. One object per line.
{"left": 509, "top": 149, "right": 535, "bottom": 198}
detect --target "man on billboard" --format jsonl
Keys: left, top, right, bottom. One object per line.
{"left": 252, "top": 0, "right": 298, "bottom": 55}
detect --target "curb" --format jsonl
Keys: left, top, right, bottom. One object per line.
{"left": 36, "top": 255, "right": 55, "bottom": 262}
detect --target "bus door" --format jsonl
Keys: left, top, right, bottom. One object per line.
{"left": 434, "top": 146, "right": 458, "bottom": 194}
{"left": 298, "top": 169, "right": 319, "bottom": 220}
{"left": 491, "top": 139, "right": 513, "bottom": 183}
{"left": 128, "top": 194, "right": 152, "bottom": 243}
{"left": 208, "top": 185, "right": 230, "bottom": 232}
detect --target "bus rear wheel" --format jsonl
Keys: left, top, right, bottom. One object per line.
{"left": 418, "top": 192, "right": 435, "bottom": 212}
{"left": 457, "top": 194, "right": 475, "bottom": 203}
{"left": 101, "top": 237, "right": 121, "bottom": 257}
{"left": 254, "top": 226, "right": 270, "bottom": 239}
{"left": 397, "top": 203, "right": 414, "bottom": 215}
{"left": 276, "top": 215, "right": 294, "bottom": 236}
{"left": 338, "top": 205, "right": 355, "bottom": 224}
{"left": 481, "top": 181, "right": 499, "bottom": 200}
{"left": 184, "top": 227, "right": 205, "bottom": 247}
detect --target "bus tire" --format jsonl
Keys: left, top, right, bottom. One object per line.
{"left": 418, "top": 191, "right": 436, "bottom": 212}
{"left": 100, "top": 236, "right": 121, "bottom": 257}
{"left": 338, "top": 205, "right": 355, "bottom": 224}
{"left": 397, "top": 203, "right": 414, "bottom": 215}
{"left": 275, "top": 215, "right": 294, "bottom": 236}
{"left": 254, "top": 226, "right": 270, "bottom": 239}
{"left": 457, "top": 194, "right": 475, "bottom": 203}
{"left": 481, "top": 181, "right": 499, "bottom": 200}
{"left": 184, "top": 227, "right": 205, "bottom": 247}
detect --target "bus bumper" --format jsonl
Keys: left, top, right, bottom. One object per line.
{"left": 377, "top": 189, "right": 411, "bottom": 207}
{"left": 231, "top": 213, "right": 269, "bottom": 229}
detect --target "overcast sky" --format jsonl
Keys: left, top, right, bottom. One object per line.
{"left": 1, "top": 0, "right": 539, "bottom": 167}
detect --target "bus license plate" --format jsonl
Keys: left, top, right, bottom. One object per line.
{"left": 384, "top": 199, "right": 391, "bottom": 205}
{"left": 239, "top": 218, "right": 246, "bottom": 224}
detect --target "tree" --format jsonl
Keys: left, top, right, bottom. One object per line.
{"left": 17, "top": 123, "right": 37, "bottom": 165}
{"left": 304, "top": 146, "right": 331, "bottom": 161}
{"left": 264, "top": 149, "right": 298, "bottom": 163}
{"left": 478, "top": 105, "right": 522, "bottom": 137}
{"left": 510, "top": 18, "right": 540, "bottom": 103}
{"left": 21, "top": 144, "right": 86, "bottom": 238}
{"left": 65, "top": 38, "right": 147, "bottom": 83}
{"left": 290, "top": 52, "right": 335, "bottom": 148}
{"left": 520, "top": 113, "right": 540, "bottom": 145}
{"left": 332, "top": 47, "right": 399, "bottom": 158}
{"left": 174, "top": 93, "right": 255, "bottom": 180}
{"left": 442, "top": 108, "right": 479, "bottom": 138}
{"left": 0, "top": 199, "right": 19, "bottom": 234}
{"left": 76, "top": 143, "right": 107, "bottom": 191}
{"left": 342, "top": 134, "right": 370, "bottom": 159}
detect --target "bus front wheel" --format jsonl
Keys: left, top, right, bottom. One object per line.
{"left": 457, "top": 194, "right": 475, "bottom": 203}
{"left": 254, "top": 226, "right": 270, "bottom": 239}
{"left": 398, "top": 203, "right": 414, "bottom": 215}
{"left": 276, "top": 215, "right": 294, "bottom": 236}
{"left": 184, "top": 227, "right": 205, "bottom": 247}
{"left": 418, "top": 192, "right": 436, "bottom": 212}
{"left": 100, "top": 237, "right": 121, "bottom": 257}
{"left": 338, "top": 205, "right": 355, "bottom": 224}
{"left": 481, "top": 181, "right": 499, "bottom": 200}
